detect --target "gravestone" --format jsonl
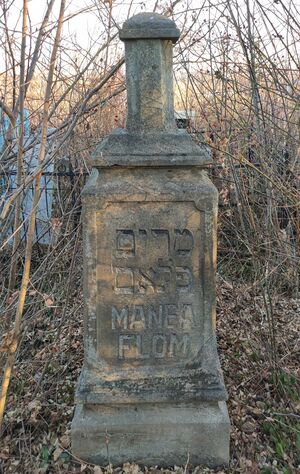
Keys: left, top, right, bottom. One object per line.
{"left": 72, "top": 12, "right": 230, "bottom": 468}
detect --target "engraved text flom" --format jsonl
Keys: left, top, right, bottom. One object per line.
{"left": 118, "top": 333, "right": 191, "bottom": 359}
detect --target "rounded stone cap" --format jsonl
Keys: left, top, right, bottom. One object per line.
{"left": 119, "top": 12, "right": 180, "bottom": 43}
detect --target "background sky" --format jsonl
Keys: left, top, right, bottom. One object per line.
{"left": 1, "top": 1, "right": 300, "bottom": 78}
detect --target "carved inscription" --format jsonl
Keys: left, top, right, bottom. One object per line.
{"left": 114, "top": 266, "right": 193, "bottom": 294}
{"left": 111, "top": 227, "right": 196, "bottom": 359}
{"left": 111, "top": 304, "right": 195, "bottom": 331}
{"left": 117, "top": 333, "right": 190, "bottom": 359}
{"left": 112, "top": 303, "right": 194, "bottom": 359}
{"left": 113, "top": 229, "right": 194, "bottom": 294}
{"left": 97, "top": 202, "right": 203, "bottom": 364}
{"left": 115, "top": 228, "right": 193, "bottom": 258}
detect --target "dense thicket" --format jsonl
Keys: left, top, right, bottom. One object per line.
{"left": 0, "top": 1, "right": 299, "bottom": 472}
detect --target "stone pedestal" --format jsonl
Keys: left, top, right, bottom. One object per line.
{"left": 72, "top": 402, "right": 229, "bottom": 467}
{"left": 72, "top": 12, "right": 230, "bottom": 468}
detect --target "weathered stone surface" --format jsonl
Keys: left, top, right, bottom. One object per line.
{"left": 72, "top": 401, "right": 229, "bottom": 467}
{"left": 72, "top": 11, "right": 230, "bottom": 468}
{"left": 75, "top": 167, "right": 226, "bottom": 405}
{"left": 92, "top": 129, "right": 212, "bottom": 167}
{"left": 119, "top": 12, "right": 180, "bottom": 42}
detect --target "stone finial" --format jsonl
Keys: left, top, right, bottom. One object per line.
{"left": 119, "top": 12, "right": 180, "bottom": 42}
{"left": 92, "top": 12, "right": 212, "bottom": 167}
{"left": 119, "top": 13, "right": 180, "bottom": 133}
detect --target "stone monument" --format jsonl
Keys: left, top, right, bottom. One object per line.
{"left": 72, "top": 12, "right": 230, "bottom": 468}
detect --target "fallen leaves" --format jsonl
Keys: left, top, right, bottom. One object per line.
{"left": 1, "top": 280, "right": 299, "bottom": 473}
{"left": 43, "top": 293, "right": 55, "bottom": 307}
{"left": 0, "top": 330, "right": 15, "bottom": 352}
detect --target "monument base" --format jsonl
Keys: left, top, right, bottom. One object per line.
{"left": 72, "top": 401, "right": 230, "bottom": 468}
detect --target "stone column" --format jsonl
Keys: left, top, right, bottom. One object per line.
{"left": 72, "top": 12, "right": 230, "bottom": 468}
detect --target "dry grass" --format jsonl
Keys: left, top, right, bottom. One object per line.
{"left": 0, "top": 247, "right": 299, "bottom": 473}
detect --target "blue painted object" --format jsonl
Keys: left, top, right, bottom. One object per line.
{"left": 0, "top": 107, "right": 30, "bottom": 149}
{"left": 0, "top": 109, "right": 55, "bottom": 245}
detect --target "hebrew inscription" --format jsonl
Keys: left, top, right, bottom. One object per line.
{"left": 97, "top": 202, "right": 204, "bottom": 365}
{"left": 113, "top": 228, "right": 194, "bottom": 294}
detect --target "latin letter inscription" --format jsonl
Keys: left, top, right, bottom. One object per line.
{"left": 111, "top": 227, "right": 196, "bottom": 359}
{"left": 97, "top": 202, "right": 203, "bottom": 364}
{"left": 117, "top": 333, "right": 191, "bottom": 359}
{"left": 111, "top": 304, "right": 194, "bottom": 359}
